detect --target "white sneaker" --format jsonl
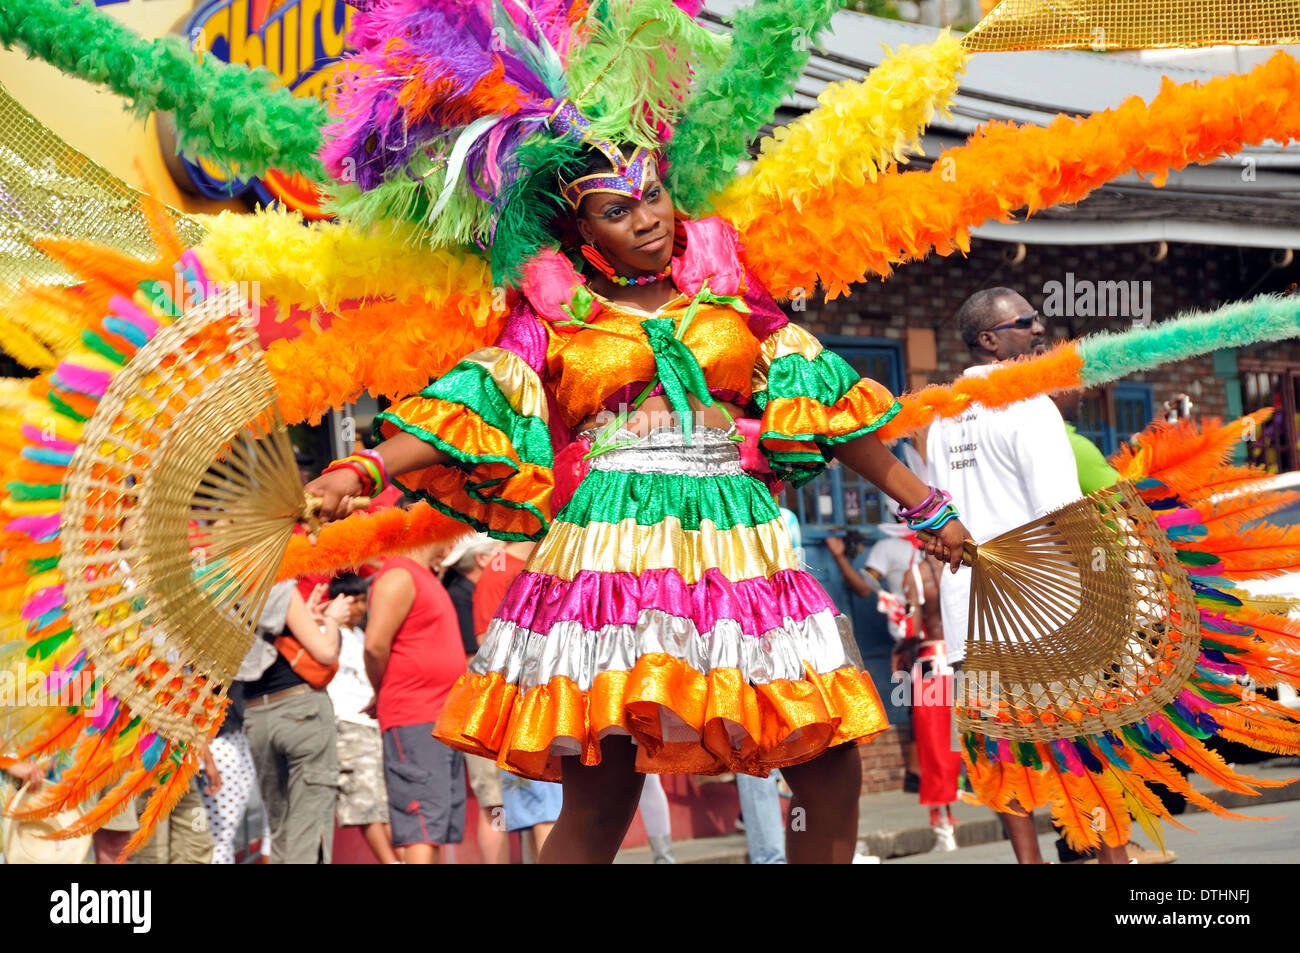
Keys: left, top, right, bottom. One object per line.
{"left": 852, "top": 841, "right": 881, "bottom": 863}
{"left": 931, "top": 823, "right": 958, "bottom": 853}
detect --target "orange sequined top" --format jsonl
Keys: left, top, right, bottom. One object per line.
{"left": 377, "top": 220, "right": 900, "bottom": 540}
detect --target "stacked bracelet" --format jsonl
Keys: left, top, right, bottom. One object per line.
{"left": 902, "top": 487, "right": 961, "bottom": 532}
{"left": 322, "top": 452, "right": 389, "bottom": 499}
{"left": 897, "top": 487, "right": 937, "bottom": 520}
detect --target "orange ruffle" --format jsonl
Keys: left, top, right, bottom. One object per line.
{"left": 380, "top": 394, "right": 554, "bottom": 540}
{"left": 761, "top": 377, "right": 898, "bottom": 443}
{"left": 432, "top": 653, "right": 890, "bottom": 781}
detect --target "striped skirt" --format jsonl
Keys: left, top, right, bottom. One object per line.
{"left": 432, "top": 427, "right": 889, "bottom": 781}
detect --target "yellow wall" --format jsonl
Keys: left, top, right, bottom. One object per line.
{"left": 0, "top": 0, "right": 244, "bottom": 215}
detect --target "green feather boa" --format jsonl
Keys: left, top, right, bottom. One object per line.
{"left": 0, "top": 0, "right": 325, "bottom": 180}
{"left": 666, "top": 0, "right": 841, "bottom": 214}
{"left": 1078, "top": 294, "right": 1300, "bottom": 385}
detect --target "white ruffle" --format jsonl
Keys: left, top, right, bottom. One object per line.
{"left": 470, "top": 607, "right": 860, "bottom": 692}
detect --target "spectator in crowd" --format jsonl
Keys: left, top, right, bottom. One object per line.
{"left": 127, "top": 745, "right": 219, "bottom": 864}
{"left": 201, "top": 681, "right": 259, "bottom": 864}
{"left": 736, "top": 773, "right": 787, "bottom": 864}
{"left": 243, "top": 580, "right": 350, "bottom": 864}
{"left": 366, "top": 536, "right": 469, "bottom": 864}
{"left": 898, "top": 551, "right": 961, "bottom": 852}
{"left": 327, "top": 572, "right": 399, "bottom": 864}
{"left": 473, "top": 541, "right": 562, "bottom": 860}
{"left": 440, "top": 533, "right": 511, "bottom": 863}
{"left": 638, "top": 774, "right": 676, "bottom": 864}
{"left": 926, "top": 287, "right": 1131, "bottom": 865}
{"left": 825, "top": 523, "right": 928, "bottom": 790}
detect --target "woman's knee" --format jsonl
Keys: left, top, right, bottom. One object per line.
{"left": 784, "top": 744, "right": 862, "bottom": 805}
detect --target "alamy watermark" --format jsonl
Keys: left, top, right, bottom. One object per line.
{"left": 0, "top": 661, "right": 101, "bottom": 716}
{"left": 1042, "top": 272, "right": 1152, "bottom": 327}
{"left": 148, "top": 271, "right": 263, "bottom": 318}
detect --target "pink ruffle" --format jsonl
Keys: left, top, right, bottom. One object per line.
{"left": 495, "top": 566, "right": 837, "bottom": 638}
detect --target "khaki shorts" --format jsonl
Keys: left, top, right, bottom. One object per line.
{"left": 336, "top": 720, "right": 389, "bottom": 827}
{"left": 127, "top": 777, "right": 214, "bottom": 864}
{"left": 98, "top": 788, "right": 140, "bottom": 832}
{"left": 465, "top": 754, "right": 503, "bottom": 808}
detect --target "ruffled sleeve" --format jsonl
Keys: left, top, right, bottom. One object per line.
{"left": 375, "top": 304, "right": 555, "bottom": 541}
{"left": 751, "top": 321, "right": 901, "bottom": 486}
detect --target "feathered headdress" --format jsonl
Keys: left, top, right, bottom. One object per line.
{"left": 321, "top": 0, "right": 729, "bottom": 282}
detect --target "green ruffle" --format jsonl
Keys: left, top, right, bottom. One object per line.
{"left": 418, "top": 360, "right": 554, "bottom": 469}
{"left": 558, "top": 468, "right": 780, "bottom": 531}
{"left": 374, "top": 358, "right": 556, "bottom": 542}
{"left": 752, "top": 348, "right": 862, "bottom": 413}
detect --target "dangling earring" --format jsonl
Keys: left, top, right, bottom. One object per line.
{"left": 672, "top": 216, "right": 687, "bottom": 258}
{"left": 581, "top": 243, "right": 616, "bottom": 280}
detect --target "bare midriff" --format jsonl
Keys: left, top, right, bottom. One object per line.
{"left": 577, "top": 394, "right": 744, "bottom": 438}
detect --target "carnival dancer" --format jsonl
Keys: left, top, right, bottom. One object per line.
{"left": 305, "top": 145, "right": 972, "bottom": 863}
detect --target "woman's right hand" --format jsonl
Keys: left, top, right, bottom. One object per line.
{"left": 304, "top": 467, "right": 365, "bottom": 523}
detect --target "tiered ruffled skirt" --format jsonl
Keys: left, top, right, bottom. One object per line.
{"left": 433, "top": 427, "right": 889, "bottom": 781}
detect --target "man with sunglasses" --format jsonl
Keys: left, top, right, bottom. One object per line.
{"left": 926, "top": 286, "right": 1135, "bottom": 865}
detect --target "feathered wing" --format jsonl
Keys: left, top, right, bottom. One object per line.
{"left": 666, "top": 0, "right": 842, "bottom": 214}
{"left": 962, "top": 413, "right": 1300, "bottom": 849}
{"left": 728, "top": 53, "right": 1300, "bottom": 299}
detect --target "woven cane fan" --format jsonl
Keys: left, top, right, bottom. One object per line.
{"left": 59, "top": 286, "right": 308, "bottom": 750}
{"left": 931, "top": 480, "right": 1202, "bottom": 741}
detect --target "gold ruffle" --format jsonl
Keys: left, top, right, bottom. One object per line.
{"left": 432, "top": 653, "right": 890, "bottom": 781}
{"left": 761, "top": 378, "right": 899, "bottom": 442}
{"left": 751, "top": 323, "right": 824, "bottom": 396}
{"left": 461, "top": 347, "right": 550, "bottom": 421}
{"left": 532, "top": 514, "right": 798, "bottom": 582}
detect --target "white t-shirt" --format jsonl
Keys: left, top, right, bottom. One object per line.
{"left": 864, "top": 536, "right": 915, "bottom": 596}
{"left": 327, "top": 625, "right": 377, "bottom": 728}
{"left": 926, "top": 363, "right": 1082, "bottom": 664}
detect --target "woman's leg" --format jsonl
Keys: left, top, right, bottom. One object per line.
{"left": 539, "top": 736, "right": 645, "bottom": 864}
{"left": 780, "top": 743, "right": 862, "bottom": 864}
{"left": 202, "top": 735, "right": 252, "bottom": 865}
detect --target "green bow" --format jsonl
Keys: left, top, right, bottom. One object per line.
{"left": 640, "top": 317, "right": 714, "bottom": 446}
{"left": 582, "top": 280, "right": 750, "bottom": 458}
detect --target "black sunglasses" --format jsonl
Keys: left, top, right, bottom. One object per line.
{"left": 989, "top": 310, "right": 1040, "bottom": 332}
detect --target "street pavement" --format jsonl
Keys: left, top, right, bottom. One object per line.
{"left": 615, "top": 757, "right": 1300, "bottom": 864}
{"left": 888, "top": 801, "right": 1298, "bottom": 864}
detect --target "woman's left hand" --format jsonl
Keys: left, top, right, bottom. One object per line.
{"left": 922, "top": 518, "right": 973, "bottom": 573}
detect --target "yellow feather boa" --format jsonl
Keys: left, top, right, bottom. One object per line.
{"left": 195, "top": 207, "right": 497, "bottom": 311}
{"left": 194, "top": 208, "right": 507, "bottom": 424}
{"left": 713, "top": 32, "right": 968, "bottom": 218}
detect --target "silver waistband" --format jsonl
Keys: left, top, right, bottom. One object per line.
{"left": 585, "top": 425, "right": 744, "bottom": 476}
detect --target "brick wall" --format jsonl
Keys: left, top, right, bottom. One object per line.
{"left": 793, "top": 237, "right": 1300, "bottom": 424}
{"left": 858, "top": 724, "right": 911, "bottom": 794}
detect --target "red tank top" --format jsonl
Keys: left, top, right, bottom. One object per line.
{"left": 373, "top": 556, "right": 467, "bottom": 730}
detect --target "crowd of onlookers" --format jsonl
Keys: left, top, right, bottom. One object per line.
{"left": 1, "top": 488, "right": 798, "bottom": 865}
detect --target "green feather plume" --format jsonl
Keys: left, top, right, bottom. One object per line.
{"left": 566, "top": 0, "right": 731, "bottom": 147}
{"left": 326, "top": 149, "right": 498, "bottom": 251}
{"left": 1078, "top": 294, "right": 1300, "bottom": 386}
{"left": 490, "top": 134, "right": 588, "bottom": 286}
{"left": 0, "top": 0, "right": 325, "bottom": 180}
{"left": 666, "top": 0, "right": 841, "bottom": 214}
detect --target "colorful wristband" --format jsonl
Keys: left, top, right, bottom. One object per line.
{"left": 898, "top": 486, "right": 938, "bottom": 520}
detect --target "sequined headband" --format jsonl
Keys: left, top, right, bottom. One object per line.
{"left": 549, "top": 99, "right": 659, "bottom": 210}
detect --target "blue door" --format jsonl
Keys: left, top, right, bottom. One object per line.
{"left": 778, "top": 338, "right": 908, "bottom": 723}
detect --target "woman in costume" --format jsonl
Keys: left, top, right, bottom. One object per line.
{"left": 6, "top": 0, "right": 1300, "bottom": 862}
{"left": 304, "top": 136, "right": 972, "bottom": 863}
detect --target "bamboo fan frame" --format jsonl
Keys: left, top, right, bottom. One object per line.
{"left": 957, "top": 480, "right": 1202, "bottom": 742}
{"left": 59, "top": 287, "right": 306, "bottom": 748}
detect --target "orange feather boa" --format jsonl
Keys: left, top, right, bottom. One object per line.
{"left": 733, "top": 51, "right": 1300, "bottom": 298}
{"left": 277, "top": 502, "right": 469, "bottom": 580}
{"left": 266, "top": 296, "right": 507, "bottom": 426}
